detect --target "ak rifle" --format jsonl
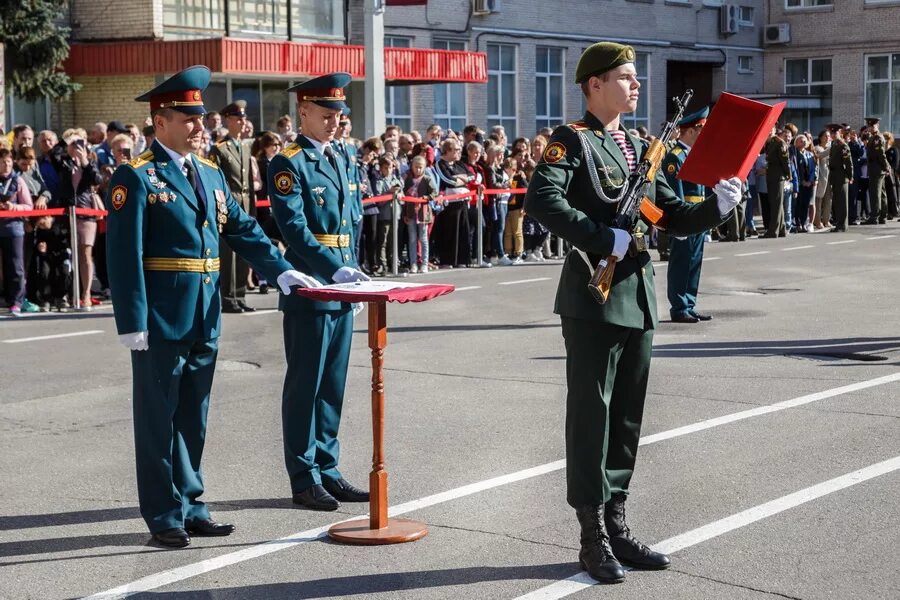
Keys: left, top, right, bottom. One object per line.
{"left": 587, "top": 89, "right": 693, "bottom": 305}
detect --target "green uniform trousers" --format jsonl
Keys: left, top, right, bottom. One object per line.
{"left": 282, "top": 309, "right": 353, "bottom": 493}
{"left": 869, "top": 173, "right": 886, "bottom": 220}
{"left": 131, "top": 338, "right": 217, "bottom": 533}
{"left": 831, "top": 178, "right": 849, "bottom": 229}
{"left": 561, "top": 317, "right": 654, "bottom": 508}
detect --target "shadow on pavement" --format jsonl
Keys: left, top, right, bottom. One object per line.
{"left": 354, "top": 323, "right": 560, "bottom": 334}
{"left": 652, "top": 336, "right": 900, "bottom": 359}
{"left": 133, "top": 563, "right": 577, "bottom": 599}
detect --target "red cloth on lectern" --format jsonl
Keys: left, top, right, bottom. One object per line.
{"left": 677, "top": 92, "right": 786, "bottom": 188}
{"left": 295, "top": 284, "right": 455, "bottom": 304}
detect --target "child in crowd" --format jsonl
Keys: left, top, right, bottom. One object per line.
{"left": 403, "top": 156, "right": 437, "bottom": 273}
{"left": 28, "top": 215, "right": 72, "bottom": 311}
{"left": 370, "top": 154, "right": 402, "bottom": 276}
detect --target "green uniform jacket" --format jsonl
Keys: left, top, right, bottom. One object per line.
{"left": 866, "top": 133, "right": 889, "bottom": 177}
{"left": 829, "top": 140, "right": 853, "bottom": 183}
{"left": 106, "top": 141, "right": 292, "bottom": 341}
{"left": 524, "top": 111, "right": 727, "bottom": 329}
{"left": 766, "top": 136, "right": 790, "bottom": 182}
{"left": 209, "top": 136, "right": 253, "bottom": 210}
{"left": 268, "top": 137, "right": 357, "bottom": 313}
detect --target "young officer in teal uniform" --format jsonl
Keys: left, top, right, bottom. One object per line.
{"left": 662, "top": 107, "right": 713, "bottom": 324}
{"left": 524, "top": 43, "right": 742, "bottom": 584}
{"left": 333, "top": 109, "right": 364, "bottom": 263}
{"left": 106, "top": 65, "right": 319, "bottom": 548}
{"left": 268, "top": 73, "right": 372, "bottom": 511}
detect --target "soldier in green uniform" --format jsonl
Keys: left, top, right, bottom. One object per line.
{"left": 268, "top": 73, "right": 372, "bottom": 511}
{"left": 864, "top": 117, "right": 889, "bottom": 224}
{"left": 764, "top": 129, "right": 791, "bottom": 237}
{"left": 662, "top": 107, "right": 713, "bottom": 323}
{"left": 106, "top": 66, "right": 319, "bottom": 548}
{"left": 524, "top": 42, "right": 742, "bottom": 584}
{"left": 828, "top": 124, "right": 853, "bottom": 232}
{"left": 209, "top": 101, "right": 255, "bottom": 312}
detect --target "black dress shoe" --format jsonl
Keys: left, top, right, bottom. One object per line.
{"left": 237, "top": 302, "right": 256, "bottom": 312}
{"left": 671, "top": 313, "right": 699, "bottom": 324}
{"left": 151, "top": 527, "right": 191, "bottom": 548}
{"left": 690, "top": 312, "right": 713, "bottom": 321}
{"left": 605, "top": 493, "right": 670, "bottom": 570}
{"left": 292, "top": 484, "right": 340, "bottom": 511}
{"left": 323, "top": 477, "right": 370, "bottom": 502}
{"left": 259, "top": 283, "right": 269, "bottom": 294}
{"left": 830, "top": 227, "right": 846, "bottom": 232}
{"left": 187, "top": 519, "right": 235, "bottom": 536}
{"left": 222, "top": 305, "right": 244, "bottom": 314}
{"left": 575, "top": 506, "right": 626, "bottom": 583}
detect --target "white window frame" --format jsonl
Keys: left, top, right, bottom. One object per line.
{"left": 487, "top": 43, "right": 518, "bottom": 139}
{"left": 785, "top": 0, "right": 833, "bottom": 9}
{"left": 621, "top": 52, "right": 650, "bottom": 131}
{"left": 737, "top": 55, "right": 754, "bottom": 74}
{"left": 385, "top": 36, "right": 413, "bottom": 132}
{"left": 432, "top": 39, "right": 468, "bottom": 133}
{"left": 864, "top": 53, "right": 900, "bottom": 134}
{"left": 783, "top": 57, "right": 833, "bottom": 132}
{"left": 535, "top": 46, "right": 565, "bottom": 132}
{"left": 738, "top": 6, "right": 754, "bottom": 27}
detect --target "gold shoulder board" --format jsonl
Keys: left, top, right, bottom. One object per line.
{"left": 128, "top": 149, "right": 154, "bottom": 169}
{"left": 567, "top": 121, "right": 589, "bottom": 131}
{"left": 281, "top": 143, "right": 302, "bottom": 158}
{"left": 672, "top": 147, "right": 683, "bottom": 156}
{"left": 195, "top": 155, "right": 219, "bottom": 169}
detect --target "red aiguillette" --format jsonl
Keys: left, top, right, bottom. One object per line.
{"left": 677, "top": 92, "right": 785, "bottom": 188}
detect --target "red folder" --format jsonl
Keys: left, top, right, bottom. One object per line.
{"left": 677, "top": 92, "right": 785, "bottom": 188}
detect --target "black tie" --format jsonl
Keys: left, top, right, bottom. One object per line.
{"left": 183, "top": 158, "right": 205, "bottom": 210}
{"left": 323, "top": 144, "right": 339, "bottom": 172}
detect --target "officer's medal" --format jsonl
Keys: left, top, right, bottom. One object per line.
{"left": 313, "top": 186, "right": 326, "bottom": 207}
{"left": 214, "top": 189, "right": 228, "bottom": 233}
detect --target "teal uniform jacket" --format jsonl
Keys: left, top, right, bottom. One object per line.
{"left": 106, "top": 140, "right": 292, "bottom": 340}
{"left": 662, "top": 142, "right": 705, "bottom": 202}
{"left": 268, "top": 137, "right": 357, "bottom": 312}
{"left": 333, "top": 138, "right": 363, "bottom": 225}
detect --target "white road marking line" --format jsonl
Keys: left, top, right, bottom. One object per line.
{"left": 703, "top": 256, "right": 721, "bottom": 261}
{"left": 827, "top": 240, "right": 856, "bottom": 245}
{"left": 2, "top": 330, "right": 104, "bottom": 344}
{"left": 782, "top": 245, "right": 815, "bottom": 251}
{"left": 866, "top": 234, "right": 896, "bottom": 240}
{"left": 241, "top": 309, "right": 279, "bottom": 317}
{"left": 734, "top": 251, "right": 770, "bottom": 257}
{"left": 652, "top": 262, "right": 668, "bottom": 268}
{"left": 498, "top": 277, "right": 552, "bottom": 286}
{"left": 455, "top": 286, "right": 482, "bottom": 292}
{"left": 513, "top": 454, "right": 900, "bottom": 600}
{"left": 81, "top": 372, "right": 900, "bottom": 600}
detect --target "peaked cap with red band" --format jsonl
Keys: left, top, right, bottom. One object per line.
{"left": 135, "top": 65, "right": 211, "bottom": 116}
{"left": 287, "top": 72, "right": 351, "bottom": 111}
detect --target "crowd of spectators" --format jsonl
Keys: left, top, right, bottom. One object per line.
{"left": 1, "top": 113, "right": 898, "bottom": 317}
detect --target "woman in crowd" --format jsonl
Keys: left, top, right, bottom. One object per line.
{"left": 795, "top": 134, "right": 818, "bottom": 232}
{"left": 15, "top": 147, "right": 53, "bottom": 312}
{"left": 0, "top": 147, "right": 35, "bottom": 316}
{"left": 463, "top": 140, "right": 489, "bottom": 267}
{"left": 813, "top": 129, "right": 832, "bottom": 230}
{"left": 58, "top": 128, "right": 102, "bottom": 311}
{"left": 530, "top": 135, "right": 548, "bottom": 166}
{"left": 403, "top": 155, "right": 437, "bottom": 273}
{"left": 486, "top": 145, "right": 510, "bottom": 265}
{"left": 504, "top": 157, "right": 526, "bottom": 265}
{"left": 358, "top": 137, "right": 383, "bottom": 273}
{"left": 753, "top": 147, "right": 769, "bottom": 234}
{"left": 884, "top": 132, "right": 899, "bottom": 220}
{"left": 252, "top": 131, "right": 282, "bottom": 291}
{"left": 434, "top": 138, "right": 472, "bottom": 268}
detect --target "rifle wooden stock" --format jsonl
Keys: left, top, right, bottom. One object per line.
{"left": 643, "top": 139, "right": 667, "bottom": 180}
{"left": 587, "top": 255, "right": 618, "bottom": 305}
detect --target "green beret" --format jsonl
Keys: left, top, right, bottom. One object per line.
{"left": 575, "top": 42, "right": 637, "bottom": 84}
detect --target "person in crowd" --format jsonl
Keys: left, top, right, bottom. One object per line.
{"left": 358, "top": 137, "right": 383, "bottom": 273}
{"left": 794, "top": 134, "right": 817, "bottom": 232}
{"left": 87, "top": 122, "right": 107, "bottom": 148}
{"left": 276, "top": 115, "right": 297, "bottom": 144}
{"left": 205, "top": 111, "right": 222, "bottom": 134}
{"left": 505, "top": 158, "right": 527, "bottom": 264}
{"left": 37, "top": 130, "right": 63, "bottom": 200}
{"left": 813, "top": 129, "right": 832, "bottom": 230}
{"left": 829, "top": 124, "right": 854, "bottom": 232}
{"left": 15, "top": 147, "right": 53, "bottom": 312}
{"left": 12, "top": 125, "right": 34, "bottom": 153}
{"left": 96, "top": 133, "right": 136, "bottom": 298}
{"left": 250, "top": 131, "right": 282, "bottom": 293}
{"left": 95, "top": 121, "right": 128, "bottom": 168}
{"left": 847, "top": 127, "right": 866, "bottom": 224}
{"left": 463, "top": 140, "right": 489, "bottom": 267}
{"left": 885, "top": 132, "right": 899, "bottom": 219}
{"left": 522, "top": 164, "right": 550, "bottom": 261}
{"left": 28, "top": 213, "right": 71, "bottom": 312}
{"left": 403, "top": 155, "right": 437, "bottom": 273}
{"left": 0, "top": 147, "right": 35, "bottom": 316}
{"left": 142, "top": 125, "right": 156, "bottom": 151}
{"left": 371, "top": 154, "right": 402, "bottom": 275}
{"left": 126, "top": 123, "right": 146, "bottom": 155}
{"left": 434, "top": 138, "right": 472, "bottom": 268}
{"left": 486, "top": 146, "right": 510, "bottom": 265}
{"left": 765, "top": 128, "right": 790, "bottom": 238}
{"left": 864, "top": 118, "right": 889, "bottom": 224}
{"left": 491, "top": 125, "right": 508, "bottom": 151}
{"left": 531, "top": 135, "right": 548, "bottom": 165}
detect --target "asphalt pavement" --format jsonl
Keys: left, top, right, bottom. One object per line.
{"left": 2, "top": 222, "right": 900, "bottom": 600}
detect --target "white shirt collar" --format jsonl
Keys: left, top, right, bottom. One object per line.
{"left": 303, "top": 135, "right": 332, "bottom": 155}
{"left": 155, "top": 139, "right": 195, "bottom": 172}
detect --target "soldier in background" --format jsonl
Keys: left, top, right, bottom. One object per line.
{"left": 864, "top": 117, "right": 889, "bottom": 224}
{"left": 765, "top": 128, "right": 790, "bottom": 238}
{"left": 828, "top": 124, "right": 853, "bottom": 232}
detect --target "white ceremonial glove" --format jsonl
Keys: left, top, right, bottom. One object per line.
{"left": 714, "top": 177, "right": 743, "bottom": 215}
{"left": 119, "top": 331, "right": 149, "bottom": 351}
{"left": 332, "top": 266, "right": 371, "bottom": 284}
{"left": 610, "top": 228, "right": 632, "bottom": 261}
{"left": 352, "top": 302, "right": 365, "bottom": 317}
{"left": 277, "top": 270, "right": 322, "bottom": 294}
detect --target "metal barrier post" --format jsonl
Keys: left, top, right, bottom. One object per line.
{"left": 68, "top": 206, "right": 80, "bottom": 310}
{"left": 476, "top": 190, "right": 485, "bottom": 267}
{"left": 556, "top": 235, "right": 564, "bottom": 259}
{"left": 391, "top": 188, "right": 400, "bottom": 276}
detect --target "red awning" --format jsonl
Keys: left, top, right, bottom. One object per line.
{"left": 65, "top": 38, "right": 487, "bottom": 84}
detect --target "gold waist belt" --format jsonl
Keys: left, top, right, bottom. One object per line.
{"left": 314, "top": 233, "right": 351, "bottom": 248}
{"left": 684, "top": 195, "right": 704, "bottom": 204}
{"left": 143, "top": 257, "right": 220, "bottom": 273}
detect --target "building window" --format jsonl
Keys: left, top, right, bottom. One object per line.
{"left": 163, "top": 0, "right": 341, "bottom": 40}
{"left": 785, "top": 0, "right": 832, "bottom": 8}
{"left": 433, "top": 40, "right": 468, "bottom": 133}
{"left": 487, "top": 43, "right": 517, "bottom": 138}
{"left": 536, "top": 47, "right": 565, "bottom": 132}
{"left": 621, "top": 52, "right": 649, "bottom": 131}
{"left": 163, "top": 0, "right": 224, "bottom": 37}
{"left": 228, "top": 0, "right": 288, "bottom": 38}
{"left": 738, "top": 6, "right": 754, "bottom": 26}
{"left": 783, "top": 57, "right": 832, "bottom": 133}
{"left": 865, "top": 54, "right": 900, "bottom": 134}
{"left": 738, "top": 55, "right": 754, "bottom": 73}
{"left": 385, "top": 37, "right": 413, "bottom": 133}
{"left": 292, "top": 0, "right": 342, "bottom": 39}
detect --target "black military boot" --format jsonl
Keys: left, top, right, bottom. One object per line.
{"left": 575, "top": 505, "right": 626, "bottom": 583}
{"left": 604, "top": 492, "right": 670, "bottom": 570}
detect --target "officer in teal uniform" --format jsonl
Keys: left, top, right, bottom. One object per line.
{"left": 662, "top": 107, "right": 713, "bottom": 323}
{"left": 106, "top": 66, "right": 319, "bottom": 548}
{"left": 268, "top": 73, "right": 372, "bottom": 511}
{"left": 332, "top": 109, "right": 364, "bottom": 263}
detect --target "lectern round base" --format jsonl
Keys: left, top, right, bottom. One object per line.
{"left": 327, "top": 518, "right": 428, "bottom": 545}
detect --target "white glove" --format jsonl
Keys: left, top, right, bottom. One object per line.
{"left": 332, "top": 266, "right": 371, "bottom": 284}
{"left": 277, "top": 269, "right": 322, "bottom": 294}
{"left": 352, "top": 302, "right": 365, "bottom": 317}
{"left": 714, "top": 177, "right": 743, "bottom": 215}
{"left": 119, "top": 331, "right": 148, "bottom": 351}
{"left": 610, "top": 228, "right": 632, "bottom": 260}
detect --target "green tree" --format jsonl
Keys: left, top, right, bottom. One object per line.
{"left": 0, "top": 0, "right": 80, "bottom": 102}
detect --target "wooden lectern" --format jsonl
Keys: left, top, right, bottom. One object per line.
{"left": 296, "top": 282, "right": 455, "bottom": 545}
